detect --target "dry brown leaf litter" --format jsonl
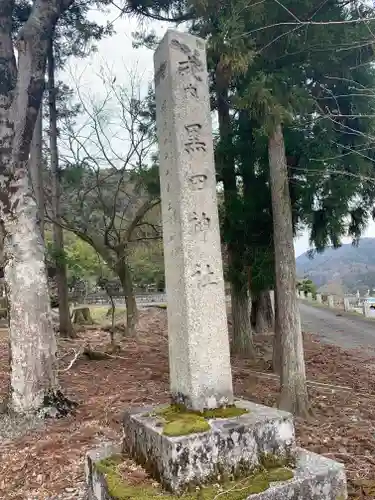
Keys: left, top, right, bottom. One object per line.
{"left": 0, "top": 309, "right": 374, "bottom": 499}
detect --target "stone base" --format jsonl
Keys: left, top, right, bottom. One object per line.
{"left": 85, "top": 442, "right": 121, "bottom": 500}
{"left": 85, "top": 443, "right": 347, "bottom": 500}
{"left": 247, "top": 448, "right": 347, "bottom": 499}
{"left": 122, "top": 400, "right": 296, "bottom": 493}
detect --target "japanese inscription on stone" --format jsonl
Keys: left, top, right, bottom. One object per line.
{"left": 154, "top": 30, "right": 233, "bottom": 411}
{"left": 155, "top": 61, "right": 167, "bottom": 87}
{"left": 184, "top": 124, "right": 206, "bottom": 154}
{"left": 192, "top": 263, "right": 219, "bottom": 288}
{"left": 190, "top": 211, "right": 210, "bottom": 241}
{"left": 171, "top": 39, "right": 204, "bottom": 81}
{"left": 189, "top": 172, "right": 208, "bottom": 190}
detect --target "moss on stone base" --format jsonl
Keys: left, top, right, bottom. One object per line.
{"left": 164, "top": 415, "right": 210, "bottom": 436}
{"left": 95, "top": 454, "right": 294, "bottom": 499}
{"left": 259, "top": 452, "right": 296, "bottom": 471}
{"left": 202, "top": 406, "right": 249, "bottom": 419}
{"left": 150, "top": 404, "right": 248, "bottom": 437}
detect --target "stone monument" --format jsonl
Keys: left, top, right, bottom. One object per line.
{"left": 85, "top": 30, "right": 347, "bottom": 500}
{"left": 153, "top": 30, "right": 233, "bottom": 411}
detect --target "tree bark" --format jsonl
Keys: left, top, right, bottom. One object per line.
{"left": 216, "top": 70, "right": 256, "bottom": 358}
{"left": 116, "top": 256, "right": 138, "bottom": 336}
{"left": 29, "top": 105, "right": 44, "bottom": 237}
{"left": 48, "top": 38, "right": 75, "bottom": 339}
{"left": 254, "top": 290, "right": 274, "bottom": 334}
{"left": 268, "top": 124, "right": 310, "bottom": 418}
{"left": 0, "top": 0, "right": 75, "bottom": 414}
{"left": 231, "top": 283, "right": 255, "bottom": 357}
{"left": 272, "top": 285, "right": 282, "bottom": 375}
{"left": 3, "top": 180, "right": 59, "bottom": 413}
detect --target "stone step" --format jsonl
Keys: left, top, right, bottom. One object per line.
{"left": 244, "top": 448, "right": 347, "bottom": 499}
{"left": 85, "top": 445, "right": 347, "bottom": 500}
{"left": 122, "top": 400, "right": 296, "bottom": 493}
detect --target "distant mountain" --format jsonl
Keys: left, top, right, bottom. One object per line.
{"left": 296, "top": 238, "right": 375, "bottom": 293}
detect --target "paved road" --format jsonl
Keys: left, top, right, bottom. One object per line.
{"left": 300, "top": 302, "right": 375, "bottom": 351}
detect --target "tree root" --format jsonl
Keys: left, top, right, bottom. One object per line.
{"left": 0, "top": 391, "right": 77, "bottom": 418}
{"left": 82, "top": 344, "right": 121, "bottom": 360}
{"left": 41, "top": 390, "right": 78, "bottom": 419}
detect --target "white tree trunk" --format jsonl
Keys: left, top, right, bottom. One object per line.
{"left": 0, "top": 0, "right": 74, "bottom": 414}
{"left": 3, "top": 172, "right": 58, "bottom": 413}
{"left": 269, "top": 124, "right": 310, "bottom": 418}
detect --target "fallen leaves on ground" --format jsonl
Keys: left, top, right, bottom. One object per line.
{"left": 0, "top": 309, "right": 374, "bottom": 499}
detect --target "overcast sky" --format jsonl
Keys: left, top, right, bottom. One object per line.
{"left": 63, "top": 8, "right": 375, "bottom": 257}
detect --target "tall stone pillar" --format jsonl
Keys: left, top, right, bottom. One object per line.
{"left": 154, "top": 30, "right": 233, "bottom": 411}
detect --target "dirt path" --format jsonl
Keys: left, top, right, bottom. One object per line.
{"left": 300, "top": 301, "right": 375, "bottom": 351}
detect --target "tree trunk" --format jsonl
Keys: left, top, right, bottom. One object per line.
{"left": 0, "top": 0, "right": 75, "bottom": 414}
{"left": 48, "top": 38, "right": 75, "bottom": 339}
{"left": 255, "top": 290, "right": 274, "bottom": 334}
{"left": 268, "top": 124, "right": 310, "bottom": 417}
{"left": 117, "top": 257, "right": 138, "bottom": 336}
{"left": 216, "top": 70, "right": 255, "bottom": 358}
{"left": 29, "top": 105, "right": 44, "bottom": 238}
{"left": 272, "top": 285, "right": 282, "bottom": 375}
{"left": 2, "top": 186, "right": 59, "bottom": 413}
{"left": 231, "top": 283, "right": 255, "bottom": 357}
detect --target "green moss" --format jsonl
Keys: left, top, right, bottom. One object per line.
{"left": 259, "top": 452, "right": 296, "bottom": 471}
{"left": 95, "top": 455, "right": 294, "bottom": 499}
{"left": 267, "top": 467, "right": 294, "bottom": 482}
{"left": 151, "top": 404, "right": 248, "bottom": 437}
{"left": 96, "top": 455, "right": 123, "bottom": 472}
{"left": 202, "top": 406, "right": 248, "bottom": 419}
{"left": 163, "top": 414, "right": 210, "bottom": 437}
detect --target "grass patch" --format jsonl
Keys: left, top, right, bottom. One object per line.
{"left": 95, "top": 455, "right": 294, "bottom": 499}
{"left": 90, "top": 305, "right": 127, "bottom": 324}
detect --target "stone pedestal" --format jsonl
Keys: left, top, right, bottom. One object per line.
{"left": 85, "top": 400, "right": 347, "bottom": 499}
{"left": 86, "top": 441, "right": 347, "bottom": 500}
{"left": 122, "top": 400, "right": 295, "bottom": 493}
